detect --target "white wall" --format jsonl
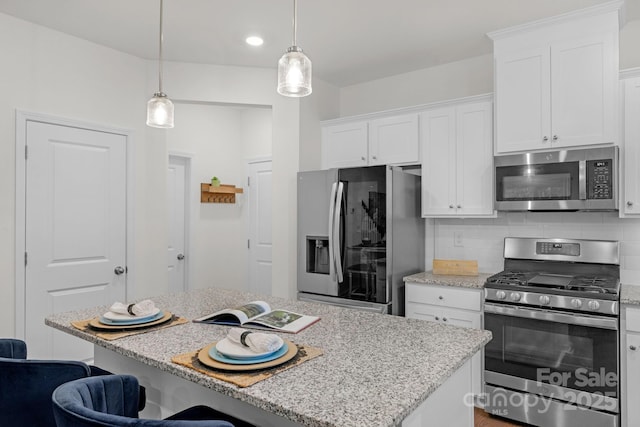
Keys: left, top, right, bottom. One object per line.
{"left": 339, "top": 54, "right": 493, "bottom": 117}
{"left": 338, "top": 18, "right": 640, "bottom": 118}
{"left": 0, "top": 13, "right": 149, "bottom": 337}
{"left": 433, "top": 213, "right": 640, "bottom": 285}
{"left": 1, "top": 13, "right": 301, "bottom": 338}
{"left": 299, "top": 78, "right": 341, "bottom": 171}
{"left": 161, "top": 61, "right": 300, "bottom": 300}
{"left": 167, "top": 104, "right": 272, "bottom": 292}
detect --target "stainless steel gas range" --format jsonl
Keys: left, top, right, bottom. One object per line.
{"left": 483, "top": 237, "right": 620, "bottom": 427}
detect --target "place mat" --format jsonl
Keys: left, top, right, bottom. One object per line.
{"left": 172, "top": 343, "right": 323, "bottom": 388}
{"left": 71, "top": 314, "right": 188, "bottom": 340}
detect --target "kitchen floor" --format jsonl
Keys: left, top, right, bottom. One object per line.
{"left": 474, "top": 408, "right": 525, "bottom": 426}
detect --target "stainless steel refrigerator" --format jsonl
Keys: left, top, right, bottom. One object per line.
{"left": 297, "top": 165, "right": 424, "bottom": 315}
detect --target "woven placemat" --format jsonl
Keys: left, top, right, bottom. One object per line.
{"left": 71, "top": 315, "right": 188, "bottom": 340}
{"left": 172, "top": 343, "right": 323, "bottom": 388}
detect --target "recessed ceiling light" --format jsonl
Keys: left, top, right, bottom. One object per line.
{"left": 246, "top": 36, "right": 264, "bottom": 47}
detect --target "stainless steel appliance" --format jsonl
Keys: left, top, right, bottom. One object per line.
{"left": 495, "top": 146, "right": 618, "bottom": 211}
{"left": 483, "top": 237, "right": 620, "bottom": 427}
{"left": 297, "top": 165, "right": 424, "bottom": 315}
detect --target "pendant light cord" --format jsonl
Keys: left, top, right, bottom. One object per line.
{"left": 158, "top": 0, "right": 164, "bottom": 94}
{"left": 292, "top": 0, "right": 297, "bottom": 47}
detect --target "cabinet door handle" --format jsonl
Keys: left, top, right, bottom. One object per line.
{"left": 457, "top": 205, "right": 461, "bottom": 209}
{"left": 553, "top": 135, "right": 558, "bottom": 141}
{"left": 372, "top": 156, "right": 377, "bottom": 160}
{"left": 628, "top": 201, "right": 634, "bottom": 207}
{"left": 438, "top": 296, "right": 444, "bottom": 300}
{"left": 449, "top": 205, "right": 454, "bottom": 209}
{"left": 361, "top": 156, "right": 366, "bottom": 161}
{"left": 543, "top": 136, "right": 549, "bottom": 142}
{"left": 435, "top": 316, "right": 440, "bottom": 321}
{"left": 442, "top": 317, "right": 448, "bottom": 322}
{"left": 631, "top": 345, "right": 638, "bottom": 351}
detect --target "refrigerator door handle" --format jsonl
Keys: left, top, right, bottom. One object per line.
{"left": 328, "top": 182, "right": 338, "bottom": 281}
{"left": 334, "top": 182, "right": 345, "bottom": 283}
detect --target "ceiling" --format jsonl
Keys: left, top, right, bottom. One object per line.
{"left": 0, "top": 0, "right": 637, "bottom": 87}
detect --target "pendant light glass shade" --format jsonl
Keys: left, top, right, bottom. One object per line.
{"left": 146, "top": 0, "right": 174, "bottom": 128}
{"left": 277, "top": 0, "right": 312, "bottom": 97}
{"left": 277, "top": 46, "right": 312, "bottom": 97}
{"left": 146, "top": 92, "right": 174, "bottom": 128}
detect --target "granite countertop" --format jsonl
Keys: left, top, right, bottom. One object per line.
{"left": 621, "top": 284, "right": 640, "bottom": 305}
{"left": 46, "top": 287, "right": 491, "bottom": 427}
{"left": 404, "top": 271, "right": 493, "bottom": 289}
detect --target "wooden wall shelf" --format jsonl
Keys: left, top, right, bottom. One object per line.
{"left": 200, "top": 183, "right": 244, "bottom": 203}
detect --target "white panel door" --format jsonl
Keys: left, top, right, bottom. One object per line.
{"left": 25, "top": 121, "right": 127, "bottom": 360}
{"left": 248, "top": 160, "right": 272, "bottom": 295}
{"left": 551, "top": 33, "right": 617, "bottom": 148}
{"left": 495, "top": 47, "right": 550, "bottom": 153}
{"left": 167, "top": 156, "right": 187, "bottom": 293}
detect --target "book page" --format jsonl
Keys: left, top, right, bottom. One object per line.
{"left": 194, "top": 300, "right": 270, "bottom": 324}
{"left": 249, "top": 309, "right": 320, "bottom": 333}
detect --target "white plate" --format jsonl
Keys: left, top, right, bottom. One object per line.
{"left": 215, "top": 336, "right": 284, "bottom": 360}
{"left": 102, "top": 307, "right": 161, "bottom": 322}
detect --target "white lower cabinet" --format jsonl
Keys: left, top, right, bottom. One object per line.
{"left": 622, "top": 305, "right": 640, "bottom": 427}
{"left": 405, "top": 283, "right": 483, "bottom": 398}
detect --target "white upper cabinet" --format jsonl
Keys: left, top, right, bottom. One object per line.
{"left": 421, "top": 98, "right": 495, "bottom": 217}
{"left": 321, "top": 121, "right": 369, "bottom": 169}
{"left": 321, "top": 113, "right": 419, "bottom": 169}
{"left": 622, "top": 75, "right": 640, "bottom": 216}
{"left": 368, "top": 114, "right": 419, "bottom": 166}
{"left": 490, "top": 3, "right": 621, "bottom": 154}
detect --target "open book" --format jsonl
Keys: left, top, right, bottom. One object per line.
{"left": 193, "top": 301, "right": 320, "bottom": 333}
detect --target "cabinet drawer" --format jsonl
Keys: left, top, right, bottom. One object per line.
{"left": 406, "top": 283, "right": 481, "bottom": 311}
{"left": 626, "top": 306, "right": 640, "bottom": 332}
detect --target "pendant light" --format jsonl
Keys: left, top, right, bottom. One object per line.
{"left": 277, "top": 0, "right": 312, "bottom": 97}
{"left": 146, "top": 0, "right": 174, "bottom": 128}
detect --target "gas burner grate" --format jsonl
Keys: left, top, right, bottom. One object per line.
{"left": 487, "top": 271, "right": 529, "bottom": 286}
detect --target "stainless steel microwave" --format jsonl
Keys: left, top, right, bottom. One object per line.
{"left": 495, "top": 146, "right": 618, "bottom": 211}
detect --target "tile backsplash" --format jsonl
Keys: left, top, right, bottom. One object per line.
{"left": 430, "top": 212, "right": 640, "bottom": 285}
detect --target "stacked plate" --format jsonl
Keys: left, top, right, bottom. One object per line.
{"left": 197, "top": 337, "right": 298, "bottom": 371}
{"left": 88, "top": 308, "right": 173, "bottom": 331}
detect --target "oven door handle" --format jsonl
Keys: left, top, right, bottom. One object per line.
{"left": 484, "top": 303, "right": 618, "bottom": 330}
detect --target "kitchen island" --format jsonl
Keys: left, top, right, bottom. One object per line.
{"left": 46, "top": 287, "right": 491, "bottom": 427}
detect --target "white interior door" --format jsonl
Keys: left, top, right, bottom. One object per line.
{"left": 247, "top": 159, "right": 272, "bottom": 295}
{"left": 25, "top": 121, "right": 127, "bottom": 361}
{"left": 167, "top": 155, "right": 188, "bottom": 293}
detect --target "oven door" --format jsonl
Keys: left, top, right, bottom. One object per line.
{"left": 484, "top": 302, "right": 618, "bottom": 413}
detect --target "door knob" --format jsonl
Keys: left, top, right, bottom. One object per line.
{"left": 177, "top": 254, "right": 185, "bottom": 260}
{"left": 114, "top": 266, "right": 125, "bottom": 275}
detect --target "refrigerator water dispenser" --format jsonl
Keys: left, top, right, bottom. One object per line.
{"left": 306, "top": 236, "right": 329, "bottom": 274}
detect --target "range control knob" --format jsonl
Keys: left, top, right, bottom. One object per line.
{"left": 571, "top": 298, "right": 583, "bottom": 309}
{"left": 496, "top": 290, "right": 507, "bottom": 300}
{"left": 587, "top": 300, "right": 600, "bottom": 311}
{"left": 510, "top": 292, "right": 521, "bottom": 302}
{"left": 539, "top": 295, "right": 550, "bottom": 305}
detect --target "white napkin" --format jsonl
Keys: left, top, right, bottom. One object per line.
{"left": 109, "top": 299, "right": 157, "bottom": 317}
{"left": 227, "top": 327, "right": 283, "bottom": 354}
